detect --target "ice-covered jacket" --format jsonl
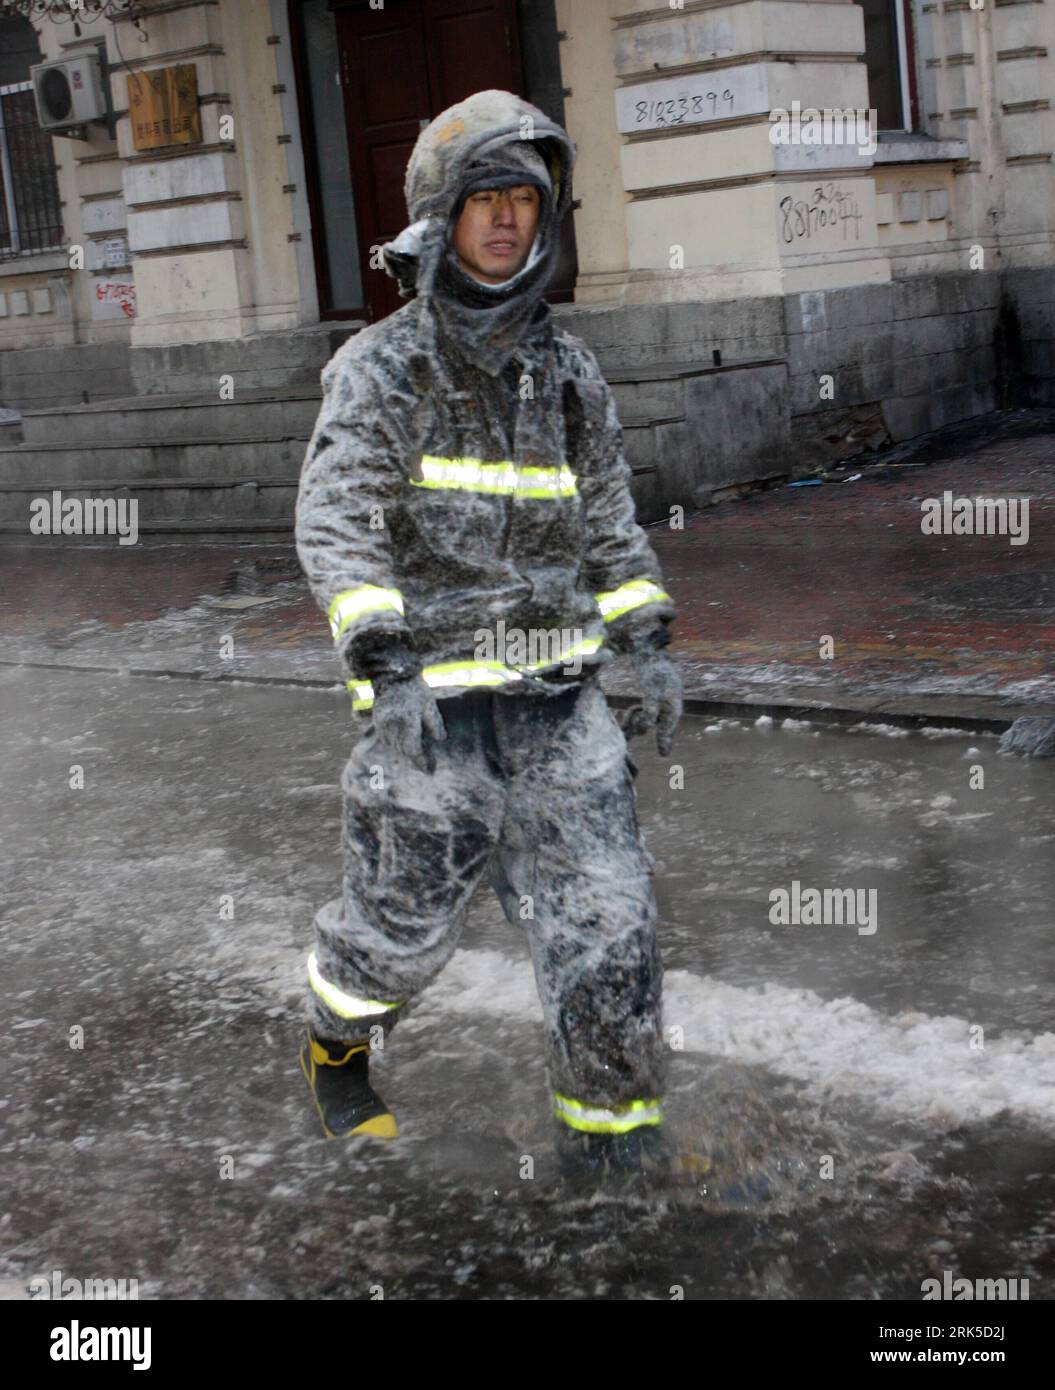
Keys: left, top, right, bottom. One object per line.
{"left": 295, "top": 90, "right": 675, "bottom": 710}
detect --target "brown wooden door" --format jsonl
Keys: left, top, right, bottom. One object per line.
{"left": 334, "top": 0, "right": 522, "bottom": 322}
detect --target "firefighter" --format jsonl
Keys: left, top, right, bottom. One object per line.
{"left": 295, "top": 89, "right": 683, "bottom": 1175}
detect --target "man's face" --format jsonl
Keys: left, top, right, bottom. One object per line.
{"left": 451, "top": 185, "right": 541, "bottom": 285}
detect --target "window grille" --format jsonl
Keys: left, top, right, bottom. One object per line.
{"left": 0, "top": 80, "right": 65, "bottom": 260}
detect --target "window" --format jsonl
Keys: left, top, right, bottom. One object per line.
{"left": 860, "top": 0, "right": 915, "bottom": 132}
{"left": 0, "top": 15, "right": 64, "bottom": 260}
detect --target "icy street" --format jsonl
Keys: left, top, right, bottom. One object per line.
{"left": 2, "top": 663, "right": 1053, "bottom": 1300}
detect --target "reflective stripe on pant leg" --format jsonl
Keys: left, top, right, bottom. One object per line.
{"left": 493, "top": 680, "right": 666, "bottom": 1108}
{"left": 307, "top": 701, "right": 506, "bottom": 1038}
{"left": 553, "top": 1092, "right": 663, "bottom": 1134}
{"left": 306, "top": 901, "right": 411, "bottom": 1046}
{"left": 307, "top": 952, "right": 403, "bottom": 1020}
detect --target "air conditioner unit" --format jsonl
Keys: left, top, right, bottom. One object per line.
{"left": 31, "top": 52, "right": 108, "bottom": 133}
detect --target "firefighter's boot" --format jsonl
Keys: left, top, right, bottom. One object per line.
{"left": 556, "top": 1122, "right": 671, "bottom": 1183}
{"left": 299, "top": 1027, "right": 398, "bottom": 1140}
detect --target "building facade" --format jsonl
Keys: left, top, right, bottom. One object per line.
{"left": 0, "top": 0, "right": 1052, "bottom": 527}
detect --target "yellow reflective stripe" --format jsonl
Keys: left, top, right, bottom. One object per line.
{"left": 520, "top": 633, "right": 604, "bottom": 672}
{"left": 416, "top": 457, "right": 518, "bottom": 494}
{"left": 346, "top": 640, "right": 607, "bottom": 711}
{"left": 348, "top": 659, "right": 525, "bottom": 711}
{"left": 307, "top": 953, "right": 402, "bottom": 1019}
{"left": 594, "top": 576, "right": 671, "bottom": 624}
{"left": 328, "top": 585, "right": 405, "bottom": 640}
{"left": 553, "top": 1092, "right": 664, "bottom": 1134}
{"left": 349, "top": 680, "right": 375, "bottom": 710}
{"left": 424, "top": 659, "right": 523, "bottom": 682}
{"left": 411, "top": 455, "right": 578, "bottom": 498}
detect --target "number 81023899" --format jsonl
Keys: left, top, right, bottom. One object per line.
{"left": 634, "top": 90, "right": 734, "bottom": 127}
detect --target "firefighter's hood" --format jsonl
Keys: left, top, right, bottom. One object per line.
{"left": 381, "top": 89, "right": 576, "bottom": 376}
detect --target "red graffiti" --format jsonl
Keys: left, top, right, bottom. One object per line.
{"left": 95, "top": 280, "right": 137, "bottom": 318}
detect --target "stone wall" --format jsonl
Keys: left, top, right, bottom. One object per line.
{"left": 561, "top": 265, "right": 1054, "bottom": 517}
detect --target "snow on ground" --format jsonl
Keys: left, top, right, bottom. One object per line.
{"left": 419, "top": 947, "right": 1055, "bottom": 1133}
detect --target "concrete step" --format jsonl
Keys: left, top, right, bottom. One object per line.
{"left": 0, "top": 435, "right": 310, "bottom": 484}
{"left": 20, "top": 376, "right": 674, "bottom": 447}
{"left": 610, "top": 378, "right": 684, "bottom": 419}
{"left": 0, "top": 430, "right": 659, "bottom": 485}
{"left": 620, "top": 412, "right": 686, "bottom": 478}
{"left": 0, "top": 325, "right": 358, "bottom": 416}
{"left": 0, "top": 347, "right": 727, "bottom": 535}
{"left": 0, "top": 339, "right": 135, "bottom": 413}
{"left": 5, "top": 522, "right": 297, "bottom": 544}
{"left": 603, "top": 357, "right": 776, "bottom": 381}
{"left": 606, "top": 356, "right": 784, "bottom": 448}
{"left": 17, "top": 385, "right": 324, "bottom": 447}
{"left": 0, "top": 467, "right": 667, "bottom": 536}
{"left": 0, "top": 477, "right": 300, "bottom": 532}
{"left": 128, "top": 323, "right": 361, "bottom": 397}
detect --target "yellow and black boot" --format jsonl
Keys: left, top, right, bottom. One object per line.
{"left": 300, "top": 1026, "right": 398, "bottom": 1140}
{"left": 556, "top": 1123, "right": 671, "bottom": 1183}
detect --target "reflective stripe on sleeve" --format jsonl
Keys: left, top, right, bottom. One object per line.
{"left": 328, "top": 585, "right": 405, "bottom": 641}
{"left": 412, "top": 456, "right": 578, "bottom": 499}
{"left": 553, "top": 1092, "right": 664, "bottom": 1134}
{"left": 307, "top": 953, "right": 402, "bottom": 1019}
{"left": 594, "top": 576, "right": 672, "bottom": 624}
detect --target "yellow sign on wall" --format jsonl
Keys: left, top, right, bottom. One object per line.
{"left": 127, "top": 64, "right": 201, "bottom": 151}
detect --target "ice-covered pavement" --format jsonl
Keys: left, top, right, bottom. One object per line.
{"left": 2, "top": 666, "right": 1053, "bottom": 1299}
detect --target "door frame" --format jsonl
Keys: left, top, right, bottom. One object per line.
{"left": 288, "top": 0, "right": 365, "bottom": 321}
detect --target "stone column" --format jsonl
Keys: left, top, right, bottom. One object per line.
{"left": 112, "top": 0, "right": 301, "bottom": 346}
{"left": 559, "top": 0, "right": 892, "bottom": 305}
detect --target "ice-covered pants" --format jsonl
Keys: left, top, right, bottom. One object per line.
{"left": 306, "top": 672, "right": 666, "bottom": 1125}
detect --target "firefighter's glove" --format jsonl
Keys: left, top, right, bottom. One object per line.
{"left": 349, "top": 631, "right": 446, "bottom": 775}
{"left": 371, "top": 671, "right": 447, "bottom": 775}
{"left": 620, "top": 651, "right": 683, "bottom": 758}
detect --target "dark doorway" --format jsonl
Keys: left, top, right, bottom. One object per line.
{"left": 291, "top": 0, "right": 577, "bottom": 321}
{"left": 860, "top": 0, "right": 910, "bottom": 132}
